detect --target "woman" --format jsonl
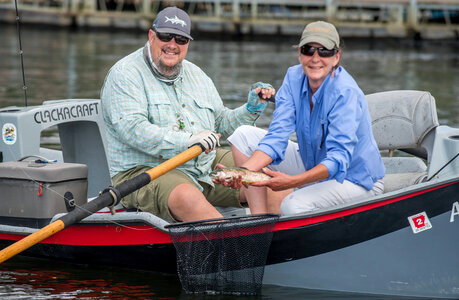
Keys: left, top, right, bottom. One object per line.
{"left": 216, "top": 21, "right": 385, "bottom": 215}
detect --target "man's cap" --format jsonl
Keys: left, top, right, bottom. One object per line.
{"left": 299, "top": 21, "right": 339, "bottom": 50}
{"left": 152, "top": 6, "right": 193, "bottom": 40}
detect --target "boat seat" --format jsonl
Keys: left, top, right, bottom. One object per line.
{"left": 382, "top": 157, "right": 427, "bottom": 174}
{"left": 382, "top": 172, "right": 427, "bottom": 193}
{"left": 366, "top": 90, "right": 438, "bottom": 192}
{"left": 381, "top": 157, "right": 427, "bottom": 193}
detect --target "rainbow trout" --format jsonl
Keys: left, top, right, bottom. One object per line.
{"left": 210, "top": 167, "right": 271, "bottom": 184}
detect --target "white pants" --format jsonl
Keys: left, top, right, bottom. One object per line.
{"left": 228, "top": 125, "right": 384, "bottom": 215}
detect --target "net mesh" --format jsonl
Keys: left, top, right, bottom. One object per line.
{"left": 166, "top": 214, "right": 279, "bottom": 295}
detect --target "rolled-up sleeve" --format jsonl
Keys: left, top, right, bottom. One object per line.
{"left": 257, "top": 73, "right": 296, "bottom": 164}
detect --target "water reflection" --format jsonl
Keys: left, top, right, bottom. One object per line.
{"left": 0, "top": 256, "right": 182, "bottom": 299}
{"left": 1, "top": 24, "right": 458, "bottom": 129}
{"left": 0, "top": 256, "right": 406, "bottom": 299}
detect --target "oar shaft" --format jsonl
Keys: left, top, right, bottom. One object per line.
{"left": 0, "top": 145, "right": 203, "bottom": 263}
{"left": 146, "top": 145, "right": 203, "bottom": 180}
{"left": 0, "top": 220, "right": 64, "bottom": 263}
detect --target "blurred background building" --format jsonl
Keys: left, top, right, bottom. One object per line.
{"left": 0, "top": 0, "right": 458, "bottom": 39}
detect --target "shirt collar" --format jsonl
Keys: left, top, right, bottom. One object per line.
{"left": 301, "top": 67, "right": 338, "bottom": 104}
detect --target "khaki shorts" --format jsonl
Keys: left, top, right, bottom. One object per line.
{"left": 112, "top": 149, "right": 240, "bottom": 222}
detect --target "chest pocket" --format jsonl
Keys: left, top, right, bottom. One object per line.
{"left": 318, "top": 117, "right": 328, "bottom": 150}
{"left": 190, "top": 97, "right": 215, "bottom": 131}
{"left": 147, "top": 97, "right": 176, "bottom": 128}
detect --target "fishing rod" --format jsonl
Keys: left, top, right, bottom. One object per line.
{"left": 14, "top": 0, "right": 28, "bottom": 106}
{"left": 426, "top": 152, "right": 459, "bottom": 181}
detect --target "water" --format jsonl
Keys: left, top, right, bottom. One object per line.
{"left": 0, "top": 257, "right": 417, "bottom": 300}
{"left": 1, "top": 25, "right": 458, "bottom": 128}
{"left": 0, "top": 24, "right": 458, "bottom": 299}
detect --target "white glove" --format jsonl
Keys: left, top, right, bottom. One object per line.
{"left": 188, "top": 130, "right": 220, "bottom": 151}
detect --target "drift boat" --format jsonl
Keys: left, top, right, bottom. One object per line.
{"left": 0, "top": 90, "right": 458, "bottom": 298}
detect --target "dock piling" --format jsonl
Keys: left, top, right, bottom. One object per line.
{"left": 0, "top": 0, "right": 458, "bottom": 39}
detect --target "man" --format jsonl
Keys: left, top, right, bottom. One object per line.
{"left": 100, "top": 7, "right": 274, "bottom": 222}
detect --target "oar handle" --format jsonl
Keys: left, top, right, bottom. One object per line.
{"left": 0, "top": 220, "right": 65, "bottom": 263}
{"left": 0, "top": 145, "right": 203, "bottom": 264}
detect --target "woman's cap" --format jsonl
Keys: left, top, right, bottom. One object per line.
{"left": 299, "top": 21, "right": 339, "bottom": 50}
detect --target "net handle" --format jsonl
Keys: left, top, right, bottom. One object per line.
{"left": 165, "top": 213, "right": 280, "bottom": 229}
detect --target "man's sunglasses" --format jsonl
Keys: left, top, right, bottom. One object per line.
{"left": 300, "top": 45, "right": 338, "bottom": 58}
{"left": 154, "top": 30, "right": 190, "bottom": 45}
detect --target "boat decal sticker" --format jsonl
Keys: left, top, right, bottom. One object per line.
{"left": 451, "top": 201, "right": 459, "bottom": 223}
{"left": 408, "top": 212, "right": 432, "bottom": 234}
{"left": 33, "top": 102, "right": 100, "bottom": 124}
{"left": 2, "top": 123, "right": 17, "bottom": 145}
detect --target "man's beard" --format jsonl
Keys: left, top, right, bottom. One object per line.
{"left": 155, "top": 46, "right": 182, "bottom": 78}
{"left": 157, "top": 58, "right": 182, "bottom": 78}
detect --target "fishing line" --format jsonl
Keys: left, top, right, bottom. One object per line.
{"left": 426, "top": 152, "right": 459, "bottom": 181}
{"left": 14, "top": 0, "right": 28, "bottom": 106}
{"left": 4, "top": 123, "right": 158, "bottom": 232}
{"left": 6, "top": 6, "right": 160, "bottom": 232}
{"left": 5, "top": 147, "right": 157, "bottom": 231}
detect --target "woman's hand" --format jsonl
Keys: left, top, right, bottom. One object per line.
{"left": 251, "top": 168, "right": 296, "bottom": 191}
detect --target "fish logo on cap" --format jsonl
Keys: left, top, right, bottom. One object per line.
{"left": 165, "top": 15, "right": 187, "bottom": 27}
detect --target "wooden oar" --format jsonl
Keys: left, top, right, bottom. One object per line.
{"left": 0, "top": 145, "right": 203, "bottom": 263}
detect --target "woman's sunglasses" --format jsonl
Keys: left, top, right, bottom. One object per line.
{"left": 300, "top": 45, "right": 338, "bottom": 58}
{"left": 154, "top": 30, "right": 190, "bottom": 45}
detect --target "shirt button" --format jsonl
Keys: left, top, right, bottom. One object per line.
{"left": 191, "top": 121, "right": 194, "bottom": 125}
{"left": 182, "top": 104, "right": 186, "bottom": 108}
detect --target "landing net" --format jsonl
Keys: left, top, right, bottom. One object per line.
{"left": 166, "top": 214, "right": 279, "bottom": 295}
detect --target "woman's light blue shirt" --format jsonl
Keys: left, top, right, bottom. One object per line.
{"left": 257, "top": 65, "right": 385, "bottom": 190}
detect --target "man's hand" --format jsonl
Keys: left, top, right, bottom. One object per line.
{"left": 246, "top": 82, "right": 275, "bottom": 114}
{"left": 188, "top": 130, "right": 220, "bottom": 154}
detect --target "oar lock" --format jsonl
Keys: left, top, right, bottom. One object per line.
{"left": 100, "top": 186, "right": 122, "bottom": 215}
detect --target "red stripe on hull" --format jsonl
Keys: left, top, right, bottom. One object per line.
{"left": 0, "top": 181, "right": 455, "bottom": 247}
{"left": 0, "top": 224, "right": 171, "bottom": 246}
{"left": 274, "top": 181, "right": 456, "bottom": 231}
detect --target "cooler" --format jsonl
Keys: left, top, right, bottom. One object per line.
{"left": 0, "top": 158, "right": 88, "bottom": 228}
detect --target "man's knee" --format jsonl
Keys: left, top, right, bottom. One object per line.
{"left": 168, "top": 183, "right": 202, "bottom": 209}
